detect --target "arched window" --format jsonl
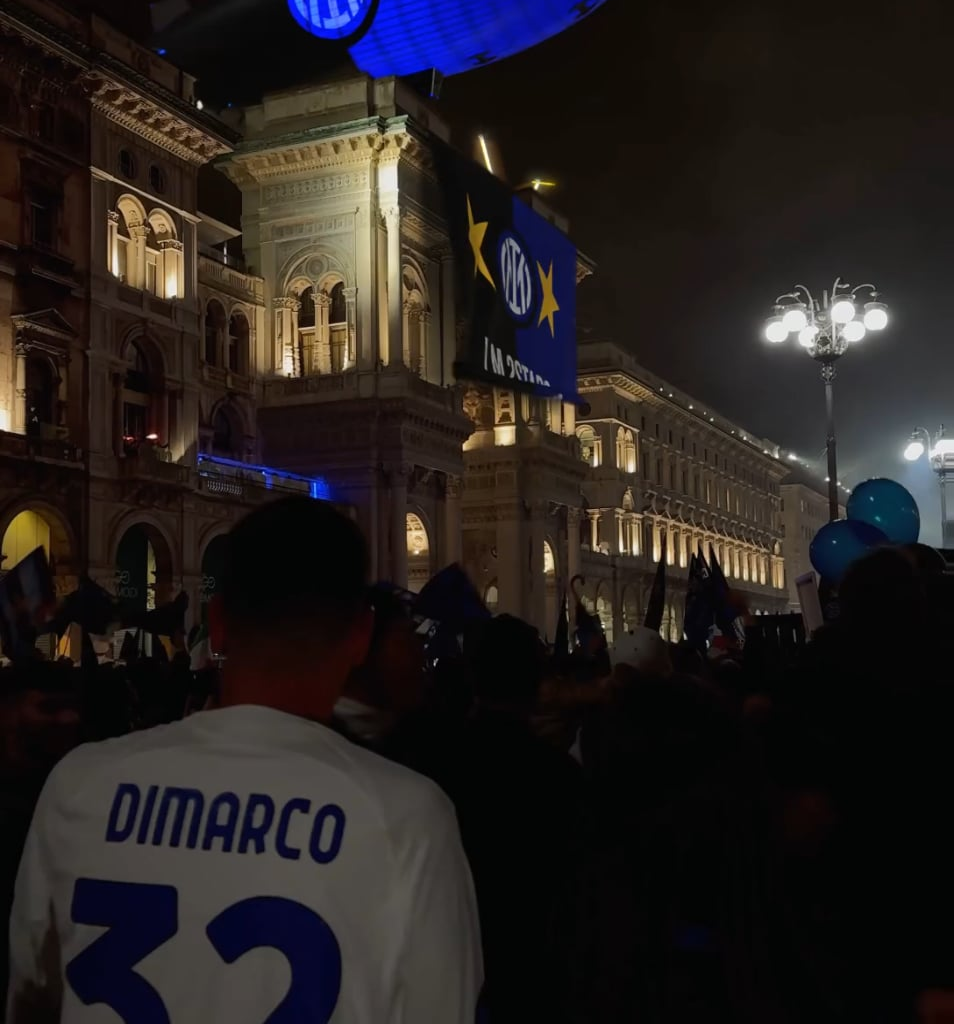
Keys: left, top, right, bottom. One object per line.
{"left": 204, "top": 300, "right": 226, "bottom": 366}
{"left": 577, "top": 425, "right": 601, "bottom": 467}
{"left": 211, "top": 407, "right": 235, "bottom": 457}
{"left": 228, "top": 312, "right": 249, "bottom": 374}
{"left": 120, "top": 341, "right": 153, "bottom": 452}
{"left": 402, "top": 267, "right": 429, "bottom": 377}
{"left": 298, "top": 286, "right": 316, "bottom": 329}
{"left": 328, "top": 281, "right": 348, "bottom": 373}
{"left": 25, "top": 356, "right": 56, "bottom": 433}
{"left": 615, "top": 427, "right": 626, "bottom": 469}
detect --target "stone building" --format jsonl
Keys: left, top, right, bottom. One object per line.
{"left": 574, "top": 339, "right": 789, "bottom": 643}
{"left": 780, "top": 468, "right": 845, "bottom": 611}
{"left": 0, "top": 2, "right": 797, "bottom": 652}
{"left": 216, "top": 76, "right": 588, "bottom": 638}
{"left": 0, "top": 0, "right": 325, "bottom": 649}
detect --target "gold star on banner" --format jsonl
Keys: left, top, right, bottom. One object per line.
{"left": 537, "top": 259, "right": 560, "bottom": 336}
{"left": 466, "top": 195, "right": 495, "bottom": 289}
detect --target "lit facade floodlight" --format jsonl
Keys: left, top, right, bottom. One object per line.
{"left": 798, "top": 324, "right": 818, "bottom": 348}
{"left": 863, "top": 301, "right": 888, "bottom": 331}
{"left": 904, "top": 439, "right": 925, "bottom": 462}
{"left": 781, "top": 305, "right": 808, "bottom": 333}
{"left": 842, "top": 319, "right": 866, "bottom": 343}
{"left": 830, "top": 296, "right": 856, "bottom": 323}
{"left": 764, "top": 316, "right": 788, "bottom": 343}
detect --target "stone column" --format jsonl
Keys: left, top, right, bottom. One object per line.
{"left": 13, "top": 343, "right": 26, "bottom": 435}
{"left": 445, "top": 474, "right": 463, "bottom": 566}
{"left": 418, "top": 311, "right": 431, "bottom": 378}
{"left": 272, "top": 298, "right": 300, "bottom": 376}
{"left": 158, "top": 239, "right": 183, "bottom": 300}
{"left": 389, "top": 463, "right": 409, "bottom": 588}
{"left": 440, "top": 251, "right": 456, "bottom": 385}
{"left": 107, "top": 211, "right": 120, "bottom": 276}
{"left": 128, "top": 223, "right": 148, "bottom": 290}
{"left": 315, "top": 293, "right": 332, "bottom": 375}
{"left": 588, "top": 509, "right": 600, "bottom": 551}
{"left": 384, "top": 206, "right": 403, "bottom": 366}
{"left": 529, "top": 502, "right": 547, "bottom": 635}
{"left": 566, "top": 507, "right": 582, "bottom": 582}
{"left": 496, "top": 500, "right": 526, "bottom": 618}
{"left": 343, "top": 286, "right": 357, "bottom": 369}
{"left": 616, "top": 510, "right": 625, "bottom": 554}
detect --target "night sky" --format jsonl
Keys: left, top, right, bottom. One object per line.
{"left": 129, "top": 0, "right": 954, "bottom": 543}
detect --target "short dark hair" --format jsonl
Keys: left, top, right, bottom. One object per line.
{"left": 221, "top": 497, "right": 368, "bottom": 637}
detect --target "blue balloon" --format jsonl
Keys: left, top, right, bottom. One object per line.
{"left": 846, "top": 477, "right": 920, "bottom": 545}
{"left": 809, "top": 519, "right": 888, "bottom": 583}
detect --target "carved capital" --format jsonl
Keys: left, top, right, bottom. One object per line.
{"left": 107, "top": 210, "right": 120, "bottom": 224}
{"left": 158, "top": 238, "right": 183, "bottom": 252}
{"left": 272, "top": 297, "right": 301, "bottom": 312}
{"left": 343, "top": 287, "right": 358, "bottom": 302}
{"left": 567, "top": 506, "right": 582, "bottom": 526}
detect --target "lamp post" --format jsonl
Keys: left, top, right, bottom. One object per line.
{"left": 903, "top": 425, "right": 954, "bottom": 547}
{"left": 764, "top": 278, "right": 889, "bottom": 521}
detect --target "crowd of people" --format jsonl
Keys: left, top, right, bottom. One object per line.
{"left": 2, "top": 497, "right": 954, "bottom": 1022}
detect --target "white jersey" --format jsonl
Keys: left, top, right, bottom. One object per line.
{"left": 7, "top": 704, "right": 483, "bottom": 1023}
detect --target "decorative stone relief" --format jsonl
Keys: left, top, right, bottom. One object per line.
{"left": 264, "top": 173, "right": 370, "bottom": 203}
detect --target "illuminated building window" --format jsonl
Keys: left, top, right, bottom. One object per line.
{"left": 576, "top": 425, "right": 601, "bottom": 468}
{"left": 110, "top": 197, "right": 181, "bottom": 299}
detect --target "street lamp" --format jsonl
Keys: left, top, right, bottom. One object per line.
{"left": 903, "top": 425, "right": 954, "bottom": 547}
{"left": 763, "top": 278, "right": 889, "bottom": 521}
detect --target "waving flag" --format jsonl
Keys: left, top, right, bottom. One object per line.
{"left": 644, "top": 533, "right": 667, "bottom": 633}
{"left": 438, "top": 145, "right": 579, "bottom": 401}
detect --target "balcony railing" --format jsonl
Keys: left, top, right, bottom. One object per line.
{"left": 198, "top": 254, "right": 264, "bottom": 304}
{"left": 0, "top": 430, "right": 82, "bottom": 464}
{"left": 196, "top": 453, "right": 331, "bottom": 501}
{"left": 118, "top": 450, "right": 192, "bottom": 486}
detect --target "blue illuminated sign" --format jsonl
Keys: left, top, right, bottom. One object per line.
{"left": 288, "top": 0, "right": 610, "bottom": 78}
{"left": 287, "top": 0, "right": 375, "bottom": 41}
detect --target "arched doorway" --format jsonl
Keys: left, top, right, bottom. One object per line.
{"left": 406, "top": 512, "right": 431, "bottom": 594}
{"left": 1, "top": 505, "right": 77, "bottom": 658}
{"left": 114, "top": 523, "right": 173, "bottom": 616}
{"left": 200, "top": 534, "right": 228, "bottom": 626}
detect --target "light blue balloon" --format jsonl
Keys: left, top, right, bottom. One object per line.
{"left": 846, "top": 477, "right": 920, "bottom": 545}
{"left": 809, "top": 519, "right": 888, "bottom": 583}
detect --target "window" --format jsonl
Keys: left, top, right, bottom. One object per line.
{"left": 655, "top": 458, "right": 662, "bottom": 484}
{"left": 228, "top": 313, "right": 249, "bottom": 374}
{"left": 149, "top": 165, "right": 166, "bottom": 193}
{"left": 205, "top": 301, "right": 226, "bottom": 365}
{"left": 654, "top": 423, "right": 660, "bottom": 438}
{"left": 329, "top": 282, "right": 348, "bottom": 373}
{"left": 682, "top": 469, "right": 688, "bottom": 493}
{"left": 25, "top": 356, "right": 56, "bottom": 429}
{"left": 30, "top": 199, "right": 54, "bottom": 248}
{"left": 212, "top": 408, "right": 235, "bottom": 456}
{"left": 668, "top": 429, "right": 673, "bottom": 445}
{"left": 119, "top": 149, "right": 137, "bottom": 179}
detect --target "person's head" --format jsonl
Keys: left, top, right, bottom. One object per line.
{"left": 214, "top": 497, "right": 372, "bottom": 721}
{"left": 463, "top": 614, "right": 547, "bottom": 715}
{"left": 345, "top": 587, "right": 425, "bottom": 714}
{"left": 611, "top": 626, "right": 673, "bottom": 679}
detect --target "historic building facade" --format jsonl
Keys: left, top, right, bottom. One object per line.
{"left": 574, "top": 340, "right": 789, "bottom": 643}
{"left": 0, "top": 0, "right": 325, "bottom": 650}
{"left": 0, "top": 3, "right": 796, "bottom": 652}
{"left": 216, "top": 76, "right": 588, "bottom": 638}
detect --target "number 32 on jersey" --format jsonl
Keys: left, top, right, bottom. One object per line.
{"left": 66, "top": 878, "right": 341, "bottom": 1023}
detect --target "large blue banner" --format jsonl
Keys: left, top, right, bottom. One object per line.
{"left": 437, "top": 145, "right": 579, "bottom": 401}
{"left": 287, "top": 0, "right": 610, "bottom": 78}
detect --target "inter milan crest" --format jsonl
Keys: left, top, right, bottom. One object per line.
{"left": 438, "top": 144, "right": 578, "bottom": 402}
{"left": 287, "top": 0, "right": 376, "bottom": 41}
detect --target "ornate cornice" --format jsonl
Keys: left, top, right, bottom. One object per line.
{"left": 82, "top": 70, "right": 231, "bottom": 165}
